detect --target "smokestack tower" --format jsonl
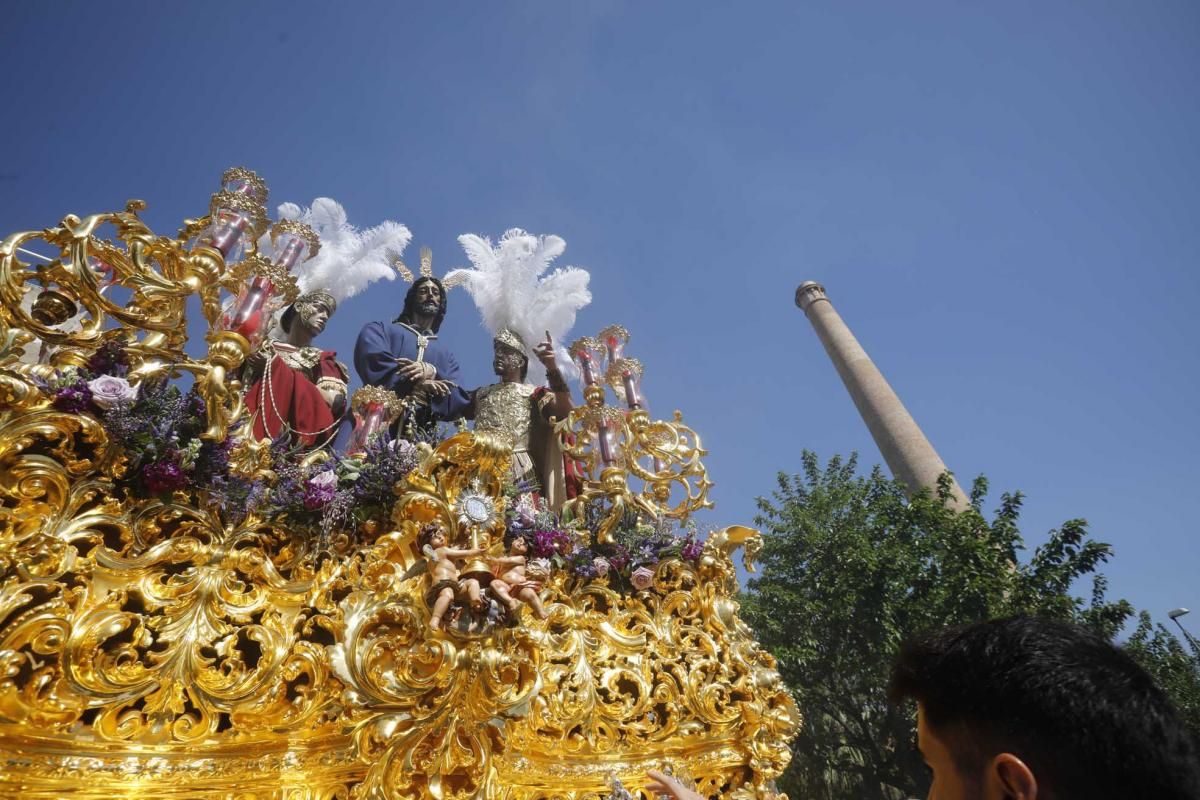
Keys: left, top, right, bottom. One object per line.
{"left": 795, "top": 281, "right": 970, "bottom": 511}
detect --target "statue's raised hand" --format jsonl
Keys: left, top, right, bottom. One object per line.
{"left": 533, "top": 331, "right": 557, "bottom": 371}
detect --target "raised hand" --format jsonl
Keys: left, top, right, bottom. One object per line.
{"left": 644, "top": 770, "right": 704, "bottom": 800}
{"left": 533, "top": 331, "right": 557, "bottom": 371}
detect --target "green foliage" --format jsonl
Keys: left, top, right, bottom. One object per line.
{"left": 1124, "top": 612, "right": 1200, "bottom": 734}
{"left": 741, "top": 452, "right": 1141, "bottom": 800}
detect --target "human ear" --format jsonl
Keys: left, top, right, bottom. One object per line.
{"left": 987, "top": 753, "right": 1037, "bottom": 800}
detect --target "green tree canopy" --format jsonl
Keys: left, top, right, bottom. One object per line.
{"left": 742, "top": 452, "right": 1198, "bottom": 800}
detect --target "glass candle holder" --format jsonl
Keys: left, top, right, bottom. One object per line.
{"left": 346, "top": 387, "right": 403, "bottom": 455}
{"left": 598, "top": 325, "right": 629, "bottom": 364}
{"left": 569, "top": 337, "right": 605, "bottom": 389}
{"left": 347, "top": 401, "right": 388, "bottom": 454}
{"left": 222, "top": 273, "right": 276, "bottom": 347}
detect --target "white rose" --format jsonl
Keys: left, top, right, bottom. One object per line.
{"left": 87, "top": 375, "right": 137, "bottom": 410}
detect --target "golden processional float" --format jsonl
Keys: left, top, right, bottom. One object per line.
{"left": 0, "top": 169, "right": 799, "bottom": 799}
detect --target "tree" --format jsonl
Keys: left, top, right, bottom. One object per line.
{"left": 741, "top": 452, "right": 1144, "bottom": 800}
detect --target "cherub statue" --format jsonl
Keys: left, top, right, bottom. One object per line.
{"left": 419, "top": 522, "right": 484, "bottom": 631}
{"left": 489, "top": 531, "right": 549, "bottom": 623}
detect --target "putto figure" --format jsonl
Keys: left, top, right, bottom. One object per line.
{"left": 243, "top": 290, "right": 347, "bottom": 448}
{"left": 355, "top": 248, "right": 471, "bottom": 437}
{"left": 419, "top": 522, "right": 484, "bottom": 632}
{"left": 489, "top": 531, "right": 549, "bottom": 622}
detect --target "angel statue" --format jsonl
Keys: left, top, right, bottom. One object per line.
{"left": 242, "top": 198, "right": 410, "bottom": 449}
{"left": 445, "top": 229, "right": 591, "bottom": 511}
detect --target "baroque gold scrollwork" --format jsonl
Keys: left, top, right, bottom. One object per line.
{"left": 0, "top": 183, "right": 799, "bottom": 798}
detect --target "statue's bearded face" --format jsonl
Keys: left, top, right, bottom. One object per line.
{"left": 414, "top": 281, "right": 442, "bottom": 316}
{"left": 493, "top": 342, "right": 527, "bottom": 376}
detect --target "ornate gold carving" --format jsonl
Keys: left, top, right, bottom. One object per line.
{"left": 0, "top": 179, "right": 798, "bottom": 798}
{"left": 351, "top": 385, "right": 405, "bottom": 418}
{"left": 272, "top": 219, "right": 322, "bottom": 259}
{"left": 222, "top": 166, "right": 269, "bottom": 203}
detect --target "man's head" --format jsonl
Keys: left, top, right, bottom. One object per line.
{"left": 396, "top": 277, "right": 447, "bottom": 333}
{"left": 888, "top": 616, "right": 1200, "bottom": 800}
{"left": 492, "top": 329, "right": 528, "bottom": 381}
{"left": 281, "top": 290, "right": 336, "bottom": 341}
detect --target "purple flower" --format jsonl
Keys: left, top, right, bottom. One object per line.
{"left": 630, "top": 566, "right": 655, "bottom": 591}
{"left": 187, "top": 391, "right": 206, "bottom": 419}
{"left": 607, "top": 546, "right": 631, "bottom": 572}
{"left": 143, "top": 460, "right": 187, "bottom": 493}
{"left": 302, "top": 470, "right": 338, "bottom": 510}
{"left": 682, "top": 538, "right": 704, "bottom": 562}
{"left": 531, "top": 529, "right": 573, "bottom": 559}
{"left": 53, "top": 381, "right": 93, "bottom": 413}
{"left": 85, "top": 341, "right": 129, "bottom": 377}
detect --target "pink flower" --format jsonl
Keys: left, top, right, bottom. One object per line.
{"left": 308, "top": 470, "right": 338, "bottom": 490}
{"left": 592, "top": 557, "right": 610, "bottom": 577}
{"left": 630, "top": 566, "right": 655, "bottom": 591}
{"left": 87, "top": 375, "right": 137, "bottom": 410}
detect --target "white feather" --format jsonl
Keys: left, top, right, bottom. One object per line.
{"left": 451, "top": 229, "right": 591, "bottom": 384}
{"left": 267, "top": 197, "right": 411, "bottom": 305}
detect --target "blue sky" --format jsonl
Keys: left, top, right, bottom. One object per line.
{"left": 3, "top": 1, "right": 1197, "bottom": 632}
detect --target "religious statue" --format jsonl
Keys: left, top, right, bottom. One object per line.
{"left": 354, "top": 255, "right": 472, "bottom": 437}
{"left": 444, "top": 229, "right": 592, "bottom": 510}
{"left": 464, "top": 329, "right": 575, "bottom": 509}
{"left": 243, "top": 290, "right": 348, "bottom": 448}
{"left": 419, "top": 522, "right": 484, "bottom": 631}
{"left": 489, "top": 530, "right": 549, "bottom": 623}
{"left": 241, "top": 195, "right": 412, "bottom": 449}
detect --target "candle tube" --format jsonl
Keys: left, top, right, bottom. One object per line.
{"left": 272, "top": 234, "right": 307, "bottom": 271}
{"left": 223, "top": 275, "right": 275, "bottom": 346}
{"left": 604, "top": 334, "right": 623, "bottom": 363}
{"left": 621, "top": 369, "right": 642, "bottom": 410}
{"left": 210, "top": 212, "right": 250, "bottom": 258}
{"left": 347, "top": 402, "right": 387, "bottom": 454}
{"left": 597, "top": 419, "right": 616, "bottom": 465}
{"left": 579, "top": 351, "right": 597, "bottom": 386}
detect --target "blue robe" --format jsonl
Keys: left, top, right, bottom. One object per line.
{"left": 353, "top": 321, "right": 473, "bottom": 427}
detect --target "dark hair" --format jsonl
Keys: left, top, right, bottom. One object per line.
{"left": 418, "top": 522, "right": 444, "bottom": 548}
{"left": 279, "top": 304, "right": 298, "bottom": 334}
{"left": 395, "top": 277, "right": 448, "bottom": 333}
{"left": 888, "top": 616, "right": 1200, "bottom": 799}
{"left": 503, "top": 529, "right": 534, "bottom": 551}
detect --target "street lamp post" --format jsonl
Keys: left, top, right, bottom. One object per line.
{"left": 1167, "top": 608, "right": 1200, "bottom": 661}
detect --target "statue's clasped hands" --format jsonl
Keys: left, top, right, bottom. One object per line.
{"left": 396, "top": 357, "right": 453, "bottom": 400}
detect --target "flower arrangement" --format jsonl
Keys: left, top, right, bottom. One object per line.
{"left": 40, "top": 341, "right": 233, "bottom": 498}
{"left": 502, "top": 490, "right": 707, "bottom": 594}
{"left": 266, "top": 434, "right": 419, "bottom": 538}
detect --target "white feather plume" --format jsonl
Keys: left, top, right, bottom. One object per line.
{"left": 267, "top": 197, "right": 411, "bottom": 304}
{"left": 445, "top": 228, "right": 591, "bottom": 384}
